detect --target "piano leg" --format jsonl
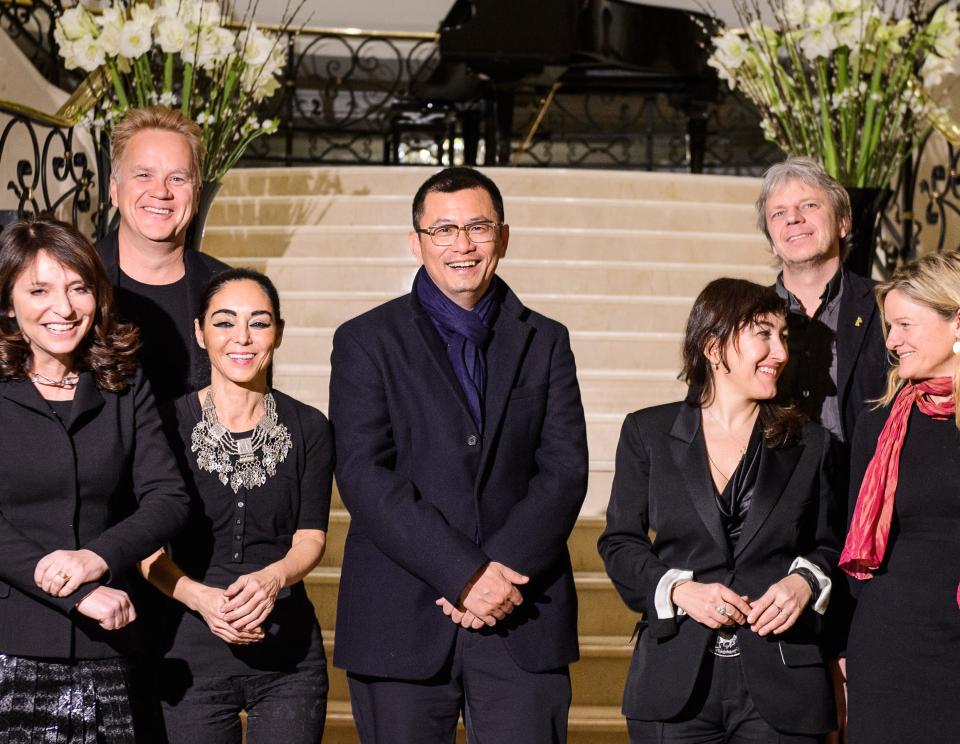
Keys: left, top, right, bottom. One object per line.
{"left": 686, "top": 101, "right": 710, "bottom": 174}
{"left": 495, "top": 89, "right": 515, "bottom": 166}
{"left": 462, "top": 108, "right": 480, "bottom": 166}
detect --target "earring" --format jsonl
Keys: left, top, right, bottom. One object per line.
{"left": 953, "top": 340, "right": 960, "bottom": 355}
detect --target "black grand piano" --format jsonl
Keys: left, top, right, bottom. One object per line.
{"left": 405, "top": 0, "right": 721, "bottom": 170}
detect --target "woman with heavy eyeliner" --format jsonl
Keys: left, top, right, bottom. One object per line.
{"left": 141, "top": 268, "right": 332, "bottom": 744}
{"left": 841, "top": 252, "right": 960, "bottom": 743}
{"left": 599, "top": 278, "right": 840, "bottom": 743}
{"left": 0, "top": 217, "right": 189, "bottom": 741}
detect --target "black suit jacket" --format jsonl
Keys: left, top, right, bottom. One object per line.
{"left": 598, "top": 402, "right": 840, "bottom": 734}
{"left": 835, "top": 270, "right": 887, "bottom": 443}
{"left": 329, "top": 277, "right": 589, "bottom": 679}
{"left": 94, "top": 229, "right": 228, "bottom": 399}
{"left": 0, "top": 370, "right": 190, "bottom": 660}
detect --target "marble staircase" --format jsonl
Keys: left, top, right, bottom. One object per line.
{"left": 204, "top": 165, "right": 775, "bottom": 743}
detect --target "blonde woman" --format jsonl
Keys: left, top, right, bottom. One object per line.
{"left": 841, "top": 251, "right": 960, "bottom": 743}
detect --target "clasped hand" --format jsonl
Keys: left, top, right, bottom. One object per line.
{"left": 673, "top": 574, "right": 813, "bottom": 636}
{"left": 435, "top": 561, "right": 528, "bottom": 629}
{"left": 35, "top": 549, "right": 108, "bottom": 597}
{"left": 191, "top": 569, "right": 283, "bottom": 645}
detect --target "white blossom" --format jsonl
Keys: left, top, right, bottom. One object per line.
{"left": 129, "top": 3, "right": 157, "bottom": 28}
{"left": 807, "top": 1, "right": 834, "bottom": 28}
{"left": 65, "top": 36, "right": 106, "bottom": 72}
{"left": 712, "top": 30, "right": 750, "bottom": 71}
{"left": 159, "top": 90, "right": 179, "bottom": 106}
{"left": 801, "top": 26, "right": 839, "bottom": 59}
{"left": 97, "top": 21, "right": 123, "bottom": 57}
{"left": 832, "top": 0, "right": 863, "bottom": 14}
{"left": 242, "top": 25, "right": 275, "bottom": 66}
{"left": 784, "top": 0, "right": 806, "bottom": 27}
{"left": 921, "top": 52, "right": 953, "bottom": 87}
{"left": 57, "top": 6, "right": 97, "bottom": 42}
{"left": 118, "top": 22, "right": 152, "bottom": 60}
{"left": 261, "top": 118, "right": 279, "bottom": 135}
{"left": 156, "top": 18, "right": 188, "bottom": 54}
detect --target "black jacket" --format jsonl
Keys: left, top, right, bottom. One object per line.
{"left": 0, "top": 370, "right": 190, "bottom": 659}
{"left": 599, "top": 402, "right": 840, "bottom": 734}
{"left": 329, "top": 278, "right": 589, "bottom": 679}
{"left": 94, "top": 229, "right": 228, "bottom": 399}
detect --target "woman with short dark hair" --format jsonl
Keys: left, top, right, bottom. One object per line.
{"left": 599, "top": 277, "right": 840, "bottom": 743}
{"left": 141, "top": 268, "right": 332, "bottom": 744}
{"left": 0, "top": 217, "right": 189, "bottom": 741}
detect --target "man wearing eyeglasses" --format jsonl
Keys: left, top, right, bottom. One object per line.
{"left": 329, "top": 167, "right": 588, "bottom": 743}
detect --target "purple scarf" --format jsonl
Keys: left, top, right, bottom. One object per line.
{"left": 415, "top": 267, "right": 499, "bottom": 430}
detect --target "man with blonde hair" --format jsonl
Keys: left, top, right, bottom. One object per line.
{"left": 756, "top": 157, "right": 886, "bottom": 445}
{"left": 95, "top": 106, "right": 227, "bottom": 405}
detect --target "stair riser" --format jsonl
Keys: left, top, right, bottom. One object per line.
{"left": 276, "top": 294, "right": 697, "bottom": 333}
{"left": 208, "top": 198, "right": 758, "bottom": 233}
{"left": 234, "top": 261, "right": 775, "bottom": 296}
{"left": 220, "top": 166, "right": 761, "bottom": 204}
{"left": 204, "top": 228, "right": 771, "bottom": 265}
{"left": 277, "top": 331, "right": 684, "bottom": 369}
{"left": 305, "top": 575, "right": 639, "bottom": 642}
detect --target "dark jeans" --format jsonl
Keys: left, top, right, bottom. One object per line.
{"left": 348, "top": 627, "right": 571, "bottom": 744}
{"left": 160, "top": 662, "right": 328, "bottom": 744}
{"left": 627, "top": 655, "right": 823, "bottom": 744}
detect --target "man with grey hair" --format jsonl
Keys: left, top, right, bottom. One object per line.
{"left": 755, "top": 157, "right": 886, "bottom": 446}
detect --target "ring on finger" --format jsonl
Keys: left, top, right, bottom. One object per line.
{"left": 716, "top": 604, "right": 730, "bottom": 617}
{"left": 56, "top": 571, "right": 70, "bottom": 582}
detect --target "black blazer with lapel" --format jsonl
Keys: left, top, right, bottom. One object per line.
{"left": 598, "top": 402, "right": 840, "bottom": 734}
{"left": 835, "top": 270, "right": 887, "bottom": 443}
{"left": 0, "top": 370, "right": 191, "bottom": 660}
{"left": 329, "top": 278, "right": 589, "bottom": 679}
{"left": 94, "top": 229, "right": 229, "bottom": 398}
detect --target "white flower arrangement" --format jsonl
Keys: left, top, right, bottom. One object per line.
{"left": 55, "top": 0, "right": 301, "bottom": 182}
{"left": 707, "top": 0, "right": 960, "bottom": 187}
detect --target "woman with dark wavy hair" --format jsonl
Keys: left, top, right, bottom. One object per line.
{"left": 0, "top": 217, "right": 189, "bottom": 742}
{"left": 599, "top": 278, "right": 840, "bottom": 743}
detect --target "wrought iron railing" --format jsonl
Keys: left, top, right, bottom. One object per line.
{"left": 0, "top": 98, "right": 110, "bottom": 235}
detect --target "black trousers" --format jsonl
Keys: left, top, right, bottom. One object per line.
{"left": 347, "top": 627, "right": 571, "bottom": 744}
{"left": 160, "top": 661, "right": 328, "bottom": 744}
{"left": 627, "top": 655, "right": 823, "bottom": 744}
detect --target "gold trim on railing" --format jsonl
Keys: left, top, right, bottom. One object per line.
{"left": 55, "top": 68, "right": 108, "bottom": 123}
{"left": 223, "top": 20, "right": 438, "bottom": 41}
{"left": 0, "top": 97, "right": 78, "bottom": 128}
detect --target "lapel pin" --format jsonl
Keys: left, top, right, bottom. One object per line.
{"left": 855, "top": 316, "right": 863, "bottom": 327}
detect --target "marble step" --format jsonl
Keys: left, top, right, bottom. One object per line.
{"left": 218, "top": 256, "right": 775, "bottom": 296}
{"left": 306, "top": 568, "right": 640, "bottom": 642}
{"left": 206, "top": 194, "right": 759, "bottom": 234}
{"left": 321, "top": 700, "right": 628, "bottom": 744}
{"left": 274, "top": 291, "right": 700, "bottom": 334}
{"left": 276, "top": 327, "right": 686, "bottom": 370}
{"left": 204, "top": 224, "right": 771, "bottom": 265}
{"left": 220, "top": 164, "right": 761, "bottom": 204}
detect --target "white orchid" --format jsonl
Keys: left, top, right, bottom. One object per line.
{"left": 242, "top": 25, "right": 276, "bottom": 67}
{"left": 784, "top": 0, "right": 806, "bottom": 27}
{"left": 97, "top": 21, "right": 123, "bottom": 58}
{"left": 712, "top": 30, "right": 750, "bottom": 71}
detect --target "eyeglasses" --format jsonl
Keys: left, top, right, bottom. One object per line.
{"left": 415, "top": 221, "right": 501, "bottom": 247}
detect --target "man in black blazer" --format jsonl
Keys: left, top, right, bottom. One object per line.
{"left": 755, "top": 158, "right": 887, "bottom": 447}
{"left": 329, "top": 167, "right": 589, "bottom": 743}
{"left": 95, "top": 106, "right": 227, "bottom": 406}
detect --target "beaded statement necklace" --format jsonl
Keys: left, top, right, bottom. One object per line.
{"left": 191, "top": 391, "right": 292, "bottom": 493}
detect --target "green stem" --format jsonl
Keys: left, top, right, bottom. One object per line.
{"left": 106, "top": 60, "right": 129, "bottom": 110}
{"left": 816, "top": 57, "right": 839, "bottom": 179}
{"left": 163, "top": 53, "right": 173, "bottom": 95}
{"left": 181, "top": 62, "right": 194, "bottom": 116}
{"left": 855, "top": 43, "right": 887, "bottom": 186}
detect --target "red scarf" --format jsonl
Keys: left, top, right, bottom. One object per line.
{"left": 840, "top": 378, "right": 955, "bottom": 583}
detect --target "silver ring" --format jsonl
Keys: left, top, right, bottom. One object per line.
{"left": 716, "top": 604, "right": 729, "bottom": 617}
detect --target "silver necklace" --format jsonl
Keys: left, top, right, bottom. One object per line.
{"left": 30, "top": 371, "right": 80, "bottom": 389}
{"left": 191, "top": 391, "right": 292, "bottom": 493}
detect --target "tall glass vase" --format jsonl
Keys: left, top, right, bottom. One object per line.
{"left": 186, "top": 179, "right": 222, "bottom": 252}
{"left": 844, "top": 187, "right": 892, "bottom": 278}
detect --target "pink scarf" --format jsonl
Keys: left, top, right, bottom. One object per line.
{"left": 840, "top": 378, "right": 955, "bottom": 591}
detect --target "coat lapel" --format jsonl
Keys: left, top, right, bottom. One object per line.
{"left": 668, "top": 404, "right": 731, "bottom": 559}
{"left": 0, "top": 372, "right": 104, "bottom": 429}
{"left": 0, "top": 377, "right": 55, "bottom": 418}
{"left": 478, "top": 289, "right": 533, "bottom": 471}
{"left": 836, "top": 270, "right": 876, "bottom": 401}
{"left": 66, "top": 371, "right": 106, "bottom": 431}
{"left": 409, "top": 294, "right": 477, "bottom": 428}
{"left": 733, "top": 438, "right": 804, "bottom": 558}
